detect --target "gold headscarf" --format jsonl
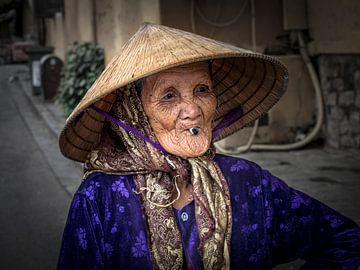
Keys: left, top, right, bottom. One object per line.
{"left": 85, "top": 83, "right": 232, "bottom": 270}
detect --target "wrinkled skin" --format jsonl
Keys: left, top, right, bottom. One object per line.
{"left": 141, "top": 62, "right": 217, "bottom": 158}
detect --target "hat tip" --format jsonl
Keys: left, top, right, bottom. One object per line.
{"left": 140, "top": 22, "right": 155, "bottom": 29}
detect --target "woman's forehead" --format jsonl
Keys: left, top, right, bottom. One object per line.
{"left": 163, "top": 61, "right": 209, "bottom": 73}
{"left": 144, "top": 62, "right": 211, "bottom": 89}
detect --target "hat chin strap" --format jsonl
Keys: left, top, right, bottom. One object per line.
{"left": 212, "top": 106, "right": 243, "bottom": 139}
{"left": 91, "top": 104, "right": 244, "bottom": 153}
{"left": 90, "top": 105, "right": 169, "bottom": 155}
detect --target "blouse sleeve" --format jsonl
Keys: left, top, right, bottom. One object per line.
{"left": 262, "top": 169, "right": 360, "bottom": 269}
{"left": 57, "top": 192, "right": 105, "bottom": 270}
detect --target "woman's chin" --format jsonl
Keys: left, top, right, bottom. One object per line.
{"left": 178, "top": 147, "right": 208, "bottom": 158}
{"left": 161, "top": 134, "right": 211, "bottom": 158}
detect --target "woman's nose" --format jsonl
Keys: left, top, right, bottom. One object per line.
{"left": 179, "top": 101, "right": 201, "bottom": 120}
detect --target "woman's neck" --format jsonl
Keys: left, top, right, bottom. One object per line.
{"left": 172, "top": 181, "right": 193, "bottom": 210}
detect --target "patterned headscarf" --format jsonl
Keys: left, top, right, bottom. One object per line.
{"left": 85, "top": 83, "right": 232, "bottom": 270}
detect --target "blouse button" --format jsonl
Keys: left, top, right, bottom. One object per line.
{"left": 181, "top": 212, "right": 189, "bottom": 222}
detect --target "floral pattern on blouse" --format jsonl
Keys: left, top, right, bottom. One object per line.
{"left": 58, "top": 154, "right": 360, "bottom": 270}
{"left": 111, "top": 178, "right": 129, "bottom": 198}
{"left": 131, "top": 231, "right": 148, "bottom": 258}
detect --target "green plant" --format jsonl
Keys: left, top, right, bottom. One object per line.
{"left": 58, "top": 42, "right": 105, "bottom": 116}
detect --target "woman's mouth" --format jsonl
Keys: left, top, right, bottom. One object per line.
{"left": 189, "top": 127, "right": 201, "bottom": 135}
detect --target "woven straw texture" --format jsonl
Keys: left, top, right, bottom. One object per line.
{"left": 59, "top": 23, "right": 288, "bottom": 162}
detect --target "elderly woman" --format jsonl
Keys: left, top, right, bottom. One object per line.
{"left": 57, "top": 24, "right": 360, "bottom": 269}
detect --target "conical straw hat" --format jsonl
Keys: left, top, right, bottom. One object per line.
{"left": 59, "top": 23, "right": 288, "bottom": 162}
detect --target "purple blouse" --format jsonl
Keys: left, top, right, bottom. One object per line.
{"left": 58, "top": 155, "right": 360, "bottom": 269}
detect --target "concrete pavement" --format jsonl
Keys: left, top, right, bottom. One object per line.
{"left": 0, "top": 65, "right": 81, "bottom": 269}
{"left": 1, "top": 64, "right": 359, "bottom": 270}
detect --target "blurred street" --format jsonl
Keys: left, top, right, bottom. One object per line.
{"left": 0, "top": 65, "right": 359, "bottom": 269}
{"left": 0, "top": 65, "right": 81, "bottom": 270}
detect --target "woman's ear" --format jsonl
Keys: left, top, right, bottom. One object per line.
{"left": 134, "top": 79, "right": 144, "bottom": 94}
{"left": 207, "top": 60, "right": 213, "bottom": 79}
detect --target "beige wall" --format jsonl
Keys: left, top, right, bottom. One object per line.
{"left": 63, "top": 0, "right": 79, "bottom": 46}
{"left": 45, "top": 0, "right": 79, "bottom": 60}
{"left": 308, "top": 0, "right": 360, "bottom": 54}
{"left": 45, "top": 13, "right": 66, "bottom": 59}
{"left": 160, "top": 0, "right": 360, "bottom": 54}
{"left": 77, "top": 0, "right": 95, "bottom": 42}
{"left": 46, "top": 0, "right": 161, "bottom": 62}
{"left": 94, "top": 0, "right": 116, "bottom": 63}
{"left": 160, "top": 0, "right": 286, "bottom": 53}
{"left": 45, "top": 0, "right": 360, "bottom": 59}
{"left": 45, "top": 0, "right": 96, "bottom": 60}
{"left": 96, "top": 0, "right": 160, "bottom": 63}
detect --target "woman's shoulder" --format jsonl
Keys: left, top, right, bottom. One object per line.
{"left": 214, "top": 153, "right": 289, "bottom": 194}
{"left": 214, "top": 154, "right": 263, "bottom": 177}
{"left": 75, "top": 172, "right": 135, "bottom": 202}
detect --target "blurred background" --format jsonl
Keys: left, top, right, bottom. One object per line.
{"left": 0, "top": 0, "right": 359, "bottom": 269}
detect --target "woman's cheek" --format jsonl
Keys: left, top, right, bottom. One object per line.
{"left": 146, "top": 103, "right": 172, "bottom": 131}
{"left": 202, "top": 95, "right": 217, "bottom": 122}
{"left": 149, "top": 115, "right": 174, "bottom": 137}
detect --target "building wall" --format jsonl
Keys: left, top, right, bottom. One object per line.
{"left": 160, "top": 0, "right": 286, "bottom": 53}
{"left": 45, "top": 0, "right": 97, "bottom": 60}
{"left": 45, "top": 0, "right": 82, "bottom": 60}
{"left": 308, "top": 0, "right": 360, "bottom": 54}
{"left": 77, "top": 0, "right": 95, "bottom": 42}
{"left": 95, "top": 0, "right": 160, "bottom": 63}
{"left": 160, "top": 0, "right": 360, "bottom": 149}
{"left": 44, "top": 13, "right": 66, "bottom": 60}
{"left": 41, "top": 0, "right": 360, "bottom": 149}
{"left": 160, "top": 0, "right": 317, "bottom": 147}
{"left": 63, "top": 0, "right": 79, "bottom": 46}
{"left": 22, "top": 0, "right": 34, "bottom": 39}
{"left": 308, "top": 1, "right": 360, "bottom": 149}
{"left": 45, "top": 0, "right": 160, "bottom": 62}
{"left": 218, "top": 55, "right": 316, "bottom": 148}
{"left": 318, "top": 55, "right": 360, "bottom": 148}
{"left": 94, "top": 0, "right": 116, "bottom": 64}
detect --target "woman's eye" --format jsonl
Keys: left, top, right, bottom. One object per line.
{"left": 195, "top": 85, "right": 210, "bottom": 94}
{"left": 162, "top": 92, "right": 175, "bottom": 100}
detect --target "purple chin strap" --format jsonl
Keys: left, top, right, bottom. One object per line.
{"left": 90, "top": 105, "right": 169, "bottom": 155}
{"left": 89, "top": 104, "right": 242, "bottom": 155}
{"left": 212, "top": 106, "right": 243, "bottom": 139}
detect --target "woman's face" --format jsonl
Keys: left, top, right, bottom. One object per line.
{"left": 141, "top": 62, "right": 217, "bottom": 158}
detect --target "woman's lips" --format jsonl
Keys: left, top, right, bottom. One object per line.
{"left": 177, "top": 120, "right": 204, "bottom": 135}
{"left": 189, "top": 127, "right": 200, "bottom": 135}
{"left": 179, "top": 124, "right": 202, "bottom": 135}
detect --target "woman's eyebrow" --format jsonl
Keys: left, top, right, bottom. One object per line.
{"left": 151, "top": 78, "right": 168, "bottom": 92}
{"left": 152, "top": 72, "right": 211, "bottom": 93}
{"left": 154, "top": 80, "right": 183, "bottom": 93}
{"left": 194, "top": 74, "right": 212, "bottom": 85}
